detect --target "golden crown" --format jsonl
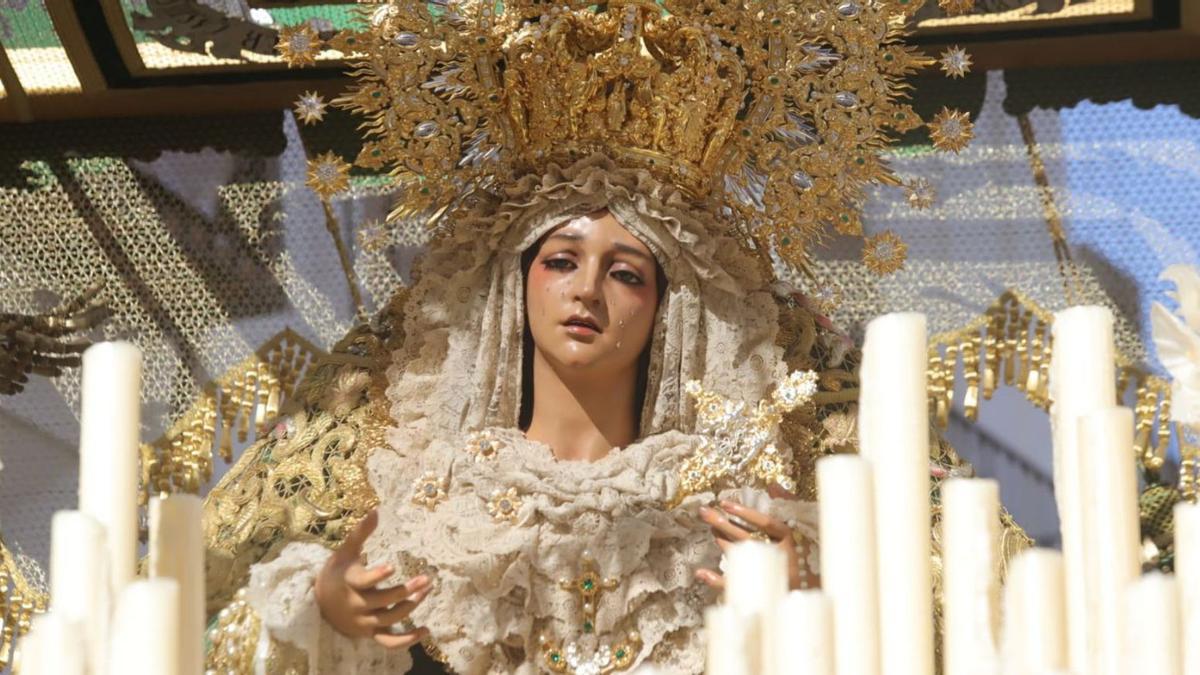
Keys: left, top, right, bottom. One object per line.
{"left": 282, "top": 0, "right": 974, "bottom": 275}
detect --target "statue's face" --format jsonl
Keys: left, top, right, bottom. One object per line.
{"left": 525, "top": 209, "right": 660, "bottom": 374}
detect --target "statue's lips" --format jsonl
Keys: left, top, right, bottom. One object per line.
{"left": 563, "top": 317, "right": 602, "bottom": 336}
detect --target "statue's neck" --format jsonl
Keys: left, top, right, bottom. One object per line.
{"left": 524, "top": 349, "right": 639, "bottom": 462}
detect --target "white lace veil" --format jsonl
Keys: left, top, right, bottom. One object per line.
{"left": 385, "top": 154, "right": 789, "bottom": 448}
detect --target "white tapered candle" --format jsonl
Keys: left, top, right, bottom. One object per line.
{"left": 1002, "top": 549, "right": 1067, "bottom": 674}
{"left": 773, "top": 591, "right": 833, "bottom": 675}
{"left": 817, "top": 454, "right": 880, "bottom": 675}
{"left": 50, "top": 510, "right": 110, "bottom": 673}
{"left": 19, "top": 612, "right": 85, "bottom": 675}
{"left": 859, "top": 312, "right": 933, "bottom": 675}
{"left": 78, "top": 341, "right": 143, "bottom": 598}
{"left": 1049, "top": 306, "right": 1116, "bottom": 674}
{"left": 942, "top": 478, "right": 1001, "bottom": 675}
{"left": 724, "top": 540, "right": 788, "bottom": 674}
{"left": 1078, "top": 407, "right": 1140, "bottom": 675}
{"left": 149, "top": 495, "right": 205, "bottom": 675}
{"left": 1176, "top": 502, "right": 1200, "bottom": 675}
{"left": 705, "top": 605, "right": 752, "bottom": 675}
{"left": 108, "top": 579, "right": 180, "bottom": 675}
{"left": 1121, "top": 573, "right": 1180, "bottom": 675}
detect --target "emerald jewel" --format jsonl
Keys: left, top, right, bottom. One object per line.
{"left": 616, "top": 649, "right": 627, "bottom": 659}
{"left": 581, "top": 578, "right": 595, "bottom": 591}
{"left": 583, "top": 621, "right": 594, "bottom": 633}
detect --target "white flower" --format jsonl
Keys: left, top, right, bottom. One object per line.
{"left": 1152, "top": 264, "right": 1200, "bottom": 424}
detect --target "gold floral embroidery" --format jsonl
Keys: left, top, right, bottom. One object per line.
{"left": 411, "top": 472, "right": 447, "bottom": 510}
{"left": 486, "top": 487, "right": 523, "bottom": 523}
{"left": 465, "top": 431, "right": 503, "bottom": 462}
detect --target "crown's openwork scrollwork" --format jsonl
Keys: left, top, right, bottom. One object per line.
{"left": 284, "top": 0, "right": 972, "bottom": 276}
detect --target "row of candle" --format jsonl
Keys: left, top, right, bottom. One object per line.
{"left": 18, "top": 342, "right": 205, "bottom": 675}
{"left": 706, "top": 308, "right": 1200, "bottom": 675}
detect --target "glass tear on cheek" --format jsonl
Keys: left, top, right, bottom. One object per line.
{"left": 616, "top": 341, "right": 622, "bottom": 350}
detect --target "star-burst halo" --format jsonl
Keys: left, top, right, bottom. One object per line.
{"left": 306, "top": 151, "right": 351, "bottom": 201}
{"left": 939, "top": 0, "right": 975, "bottom": 16}
{"left": 275, "top": 24, "right": 321, "bottom": 68}
{"left": 293, "top": 91, "right": 328, "bottom": 125}
{"left": 862, "top": 230, "right": 908, "bottom": 275}
{"left": 939, "top": 46, "right": 973, "bottom": 79}
{"left": 286, "top": 0, "right": 975, "bottom": 277}
{"left": 928, "top": 107, "right": 975, "bottom": 153}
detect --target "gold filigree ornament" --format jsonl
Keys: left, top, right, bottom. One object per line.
{"left": 275, "top": 23, "right": 322, "bottom": 67}
{"left": 939, "top": 46, "right": 973, "bottom": 79}
{"left": 905, "top": 177, "right": 936, "bottom": 210}
{"left": 284, "top": 0, "right": 972, "bottom": 277}
{"left": 540, "top": 631, "right": 641, "bottom": 674}
{"left": 411, "top": 471, "right": 448, "bottom": 509}
{"left": 306, "top": 151, "right": 352, "bottom": 201}
{"left": 928, "top": 107, "right": 975, "bottom": 153}
{"left": 938, "top": 0, "right": 975, "bottom": 15}
{"left": 862, "top": 230, "right": 908, "bottom": 275}
{"left": 675, "top": 370, "right": 819, "bottom": 505}
{"left": 487, "top": 487, "right": 524, "bottom": 523}
{"left": 294, "top": 91, "right": 328, "bottom": 125}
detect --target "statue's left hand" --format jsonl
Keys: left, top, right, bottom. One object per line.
{"left": 694, "top": 488, "right": 819, "bottom": 592}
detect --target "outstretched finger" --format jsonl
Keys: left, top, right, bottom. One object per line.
{"left": 372, "top": 586, "right": 432, "bottom": 626}
{"left": 346, "top": 561, "right": 395, "bottom": 591}
{"left": 717, "top": 500, "right": 791, "bottom": 540}
{"left": 700, "top": 506, "right": 751, "bottom": 543}
{"left": 363, "top": 574, "right": 432, "bottom": 609}
{"left": 338, "top": 510, "right": 379, "bottom": 561}
{"left": 373, "top": 626, "right": 430, "bottom": 650}
{"left": 694, "top": 568, "right": 725, "bottom": 591}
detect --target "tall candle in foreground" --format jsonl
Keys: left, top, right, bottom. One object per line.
{"left": 1177, "top": 502, "right": 1200, "bottom": 675}
{"left": 18, "top": 612, "right": 85, "bottom": 675}
{"left": 941, "top": 478, "right": 1001, "bottom": 675}
{"left": 1121, "top": 573, "right": 1180, "bottom": 675}
{"left": 1078, "top": 407, "right": 1140, "bottom": 675}
{"left": 858, "top": 312, "right": 932, "bottom": 675}
{"left": 78, "top": 341, "right": 143, "bottom": 596}
{"left": 108, "top": 579, "right": 181, "bottom": 675}
{"left": 1048, "top": 306, "right": 1116, "bottom": 674}
{"left": 724, "top": 540, "right": 788, "bottom": 674}
{"left": 149, "top": 495, "right": 205, "bottom": 675}
{"left": 1002, "top": 549, "right": 1067, "bottom": 674}
{"left": 704, "top": 605, "right": 751, "bottom": 675}
{"left": 50, "top": 511, "right": 110, "bottom": 673}
{"left": 817, "top": 454, "right": 880, "bottom": 675}
{"left": 774, "top": 591, "right": 833, "bottom": 675}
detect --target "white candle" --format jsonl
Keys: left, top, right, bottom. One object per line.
{"left": 18, "top": 612, "right": 86, "bottom": 675}
{"left": 1048, "top": 306, "right": 1116, "bottom": 674}
{"left": 705, "top": 605, "right": 752, "bottom": 675}
{"left": 78, "top": 341, "right": 143, "bottom": 597}
{"left": 1078, "top": 407, "right": 1140, "bottom": 675}
{"left": 50, "top": 511, "right": 111, "bottom": 674}
{"left": 149, "top": 495, "right": 205, "bottom": 675}
{"left": 859, "top": 312, "right": 933, "bottom": 675}
{"left": 817, "top": 454, "right": 880, "bottom": 675}
{"left": 1177, "top": 502, "right": 1200, "bottom": 675}
{"left": 773, "top": 591, "right": 833, "bottom": 675}
{"left": 1001, "top": 549, "right": 1067, "bottom": 674}
{"left": 724, "top": 540, "right": 788, "bottom": 674}
{"left": 1121, "top": 573, "right": 1180, "bottom": 675}
{"left": 941, "top": 479, "right": 1001, "bottom": 675}
{"left": 108, "top": 579, "right": 181, "bottom": 675}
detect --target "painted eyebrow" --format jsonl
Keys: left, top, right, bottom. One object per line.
{"left": 544, "top": 232, "right": 654, "bottom": 264}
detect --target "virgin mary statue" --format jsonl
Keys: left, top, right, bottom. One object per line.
{"left": 200, "top": 0, "right": 1016, "bottom": 672}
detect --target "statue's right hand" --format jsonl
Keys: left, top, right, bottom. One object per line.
{"left": 315, "top": 509, "right": 433, "bottom": 649}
